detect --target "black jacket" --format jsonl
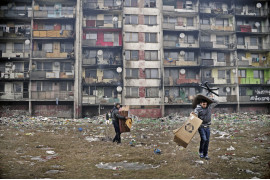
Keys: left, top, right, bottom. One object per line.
{"left": 194, "top": 99, "right": 218, "bottom": 125}
{"left": 112, "top": 107, "right": 125, "bottom": 122}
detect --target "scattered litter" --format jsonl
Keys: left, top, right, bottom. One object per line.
{"left": 154, "top": 148, "right": 161, "bottom": 154}
{"left": 85, "top": 136, "right": 100, "bottom": 142}
{"left": 45, "top": 170, "right": 61, "bottom": 174}
{"left": 195, "top": 160, "right": 204, "bottom": 165}
{"left": 46, "top": 151, "right": 55, "bottom": 155}
{"left": 95, "top": 161, "right": 159, "bottom": 170}
{"left": 227, "top": 146, "right": 235, "bottom": 151}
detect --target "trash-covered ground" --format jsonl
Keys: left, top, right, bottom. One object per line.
{"left": 0, "top": 113, "right": 270, "bottom": 178}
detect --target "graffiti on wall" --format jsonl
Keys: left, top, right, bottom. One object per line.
{"left": 250, "top": 89, "right": 270, "bottom": 101}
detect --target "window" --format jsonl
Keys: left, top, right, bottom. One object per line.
{"left": 44, "top": 24, "right": 54, "bottom": 30}
{"left": 125, "top": 32, "right": 138, "bottom": 42}
{"left": 146, "top": 87, "right": 159, "bottom": 98}
{"left": 238, "top": 70, "right": 246, "bottom": 78}
{"left": 200, "top": 18, "right": 210, "bottom": 25}
{"left": 43, "top": 82, "right": 52, "bottom": 91}
{"left": 0, "top": 82, "right": 4, "bottom": 93}
{"left": 187, "top": 18, "right": 193, "bottom": 26}
{"left": 86, "top": 33, "right": 97, "bottom": 40}
{"left": 216, "top": 19, "right": 228, "bottom": 26}
{"left": 201, "top": 35, "right": 210, "bottom": 42}
{"left": 145, "top": 33, "right": 157, "bottom": 43}
{"left": 60, "top": 42, "right": 73, "bottom": 52}
{"left": 250, "top": 37, "right": 257, "bottom": 46}
{"left": 126, "top": 68, "right": 139, "bottom": 78}
{"left": 237, "top": 37, "right": 245, "bottom": 45}
{"left": 0, "top": 43, "right": 6, "bottom": 53}
{"left": 43, "top": 62, "right": 52, "bottom": 72}
{"left": 104, "top": 87, "right": 113, "bottom": 97}
{"left": 125, "top": 15, "right": 138, "bottom": 25}
{"left": 184, "top": 35, "right": 195, "bottom": 44}
{"left": 218, "top": 70, "right": 226, "bottom": 79}
{"left": 104, "top": 15, "right": 112, "bottom": 24}
{"left": 144, "top": 15, "right": 157, "bottom": 25}
{"left": 104, "top": 33, "right": 113, "bottom": 42}
{"left": 201, "top": 52, "right": 211, "bottom": 59}
{"left": 103, "top": 70, "right": 116, "bottom": 79}
{"left": 204, "top": 70, "right": 212, "bottom": 78}
{"left": 216, "top": 36, "right": 228, "bottom": 45}
{"left": 13, "top": 83, "right": 22, "bottom": 93}
{"left": 14, "top": 43, "right": 23, "bottom": 53}
{"left": 125, "top": 0, "right": 137, "bottom": 7}
{"left": 186, "top": 70, "right": 196, "bottom": 79}
{"left": 0, "top": 63, "right": 5, "bottom": 74}
{"left": 85, "top": 86, "right": 95, "bottom": 96}
{"left": 60, "top": 82, "right": 72, "bottom": 91}
{"left": 185, "top": 52, "right": 195, "bottom": 61}
{"left": 237, "top": 52, "right": 245, "bottom": 61}
{"left": 60, "top": 62, "right": 72, "bottom": 72}
{"left": 164, "top": 52, "right": 178, "bottom": 60}
{"left": 84, "top": 50, "right": 97, "bottom": 58}
{"left": 145, "top": 50, "right": 158, "bottom": 61}
{"left": 251, "top": 54, "right": 259, "bottom": 62}
{"left": 44, "top": 43, "right": 53, "bottom": 53}
{"left": 104, "top": 0, "right": 113, "bottom": 7}
{"left": 85, "top": 69, "right": 97, "bottom": 78}
{"left": 253, "top": 70, "right": 263, "bottom": 79}
{"left": 145, "top": 0, "right": 156, "bottom": 8}
{"left": 217, "top": 52, "right": 225, "bottom": 62}
{"left": 125, "top": 50, "right": 139, "bottom": 61}
{"left": 13, "top": 62, "right": 23, "bottom": 72}
{"left": 145, "top": 68, "right": 158, "bottom": 78}
{"left": 61, "top": 24, "right": 73, "bottom": 30}
{"left": 126, "top": 87, "right": 139, "bottom": 97}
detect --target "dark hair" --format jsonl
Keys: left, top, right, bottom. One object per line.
{"left": 199, "top": 99, "right": 208, "bottom": 104}
{"left": 115, "top": 103, "right": 120, "bottom": 107}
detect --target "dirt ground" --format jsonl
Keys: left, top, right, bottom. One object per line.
{"left": 0, "top": 113, "right": 270, "bottom": 179}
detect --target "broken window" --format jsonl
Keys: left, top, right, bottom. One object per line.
{"left": 238, "top": 70, "right": 246, "bottom": 78}
{"left": 250, "top": 37, "right": 257, "bottom": 46}
{"left": 60, "top": 82, "right": 72, "bottom": 91}
{"left": 185, "top": 52, "right": 195, "bottom": 61}
{"left": 104, "top": 33, "right": 113, "bottom": 42}
{"left": 60, "top": 62, "right": 72, "bottom": 72}
{"left": 14, "top": 43, "right": 23, "bottom": 53}
{"left": 145, "top": 33, "right": 157, "bottom": 43}
{"left": 85, "top": 69, "right": 97, "bottom": 78}
{"left": 146, "top": 87, "right": 159, "bottom": 98}
{"left": 126, "top": 87, "right": 139, "bottom": 97}
{"left": 144, "top": 15, "right": 157, "bottom": 25}
{"left": 0, "top": 43, "right": 6, "bottom": 53}
{"left": 103, "top": 70, "right": 116, "bottom": 79}
{"left": 125, "top": 50, "right": 139, "bottom": 61}
{"left": 126, "top": 68, "right": 139, "bottom": 78}
{"left": 145, "top": 0, "right": 156, "bottom": 7}
{"left": 145, "top": 68, "right": 158, "bottom": 78}
{"left": 125, "top": 15, "right": 138, "bottom": 25}
{"left": 186, "top": 70, "right": 196, "bottom": 79}
{"left": 218, "top": 70, "right": 226, "bottom": 79}
{"left": 43, "top": 82, "right": 52, "bottom": 91}
{"left": 125, "top": 32, "right": 138, "bottom": 42}
{"left": 104, "top": 87, "right": 113, "bottom": 97}
{"left": 217, "top": 52, "right": 225, "bottom": 62}
{"left": 145, "top": 50, "right": 158, "bottom": 61}
{"left": 125, "top": 0, "right": 137, "bottom": 7}
{"left": 187, "top": 18, "right": 193, "bottom": 26}
{"left": 44, "top": 43, "right": 53, "bottom": 53}
{"left": 13, "top": 62, "right": 23, "bottom": 73}
{"left": 104, "top": 15, "right": 112, "bottom": 24}
{"left": 60, "top": 42, "right": 73, "bottom": 53}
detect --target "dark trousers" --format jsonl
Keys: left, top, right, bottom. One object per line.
{"left": 198, "top": 126, "right": 210, "bottom": 156}
{"left": 112, "top": 120, "right": 121, "bottom": 143}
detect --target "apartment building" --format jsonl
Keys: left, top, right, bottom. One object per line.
{"left": 0, "top": 0, "right": 269, "bottom": 118}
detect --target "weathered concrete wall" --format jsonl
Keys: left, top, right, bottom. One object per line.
{"left": 130, "top": 108, "right": 162, "bottom": 118}
{"left": 82, "top": 106, "right": 114, "bottom": 117}
{"left": 32, "top": 103, "right": 73, "bottom": 118}
{"left": 0, "top": 102, "right": 29, "bottom": 117}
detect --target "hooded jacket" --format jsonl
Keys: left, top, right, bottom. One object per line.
{"left": 111, "top": 106, "right": 125, "bottom": 122}
{"left": 194, "top": 99, "right": 218, "bottom": 125}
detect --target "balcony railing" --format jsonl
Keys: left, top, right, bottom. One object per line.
{"left": 163, "top": 22, "right": 199, "bottom": 31}
{"left": 84, "top": 20, "right": 121, "bottom": 28}
{"left": 163, "top": 58, "right": 199, "bottom": 66}
{"left": 31, "top": 91, "right": 74, "bottom": 100}
{"left": 163, "top": 40, "right": 199, "bottom": 48}
{"left": 237, "top": 43, "right": 270, "bottom": 50}
{"left": 83, "top": 2, "right": 122, "bottom": 10}
{"left": 163, "top": 5, "right": 198, "bottom": 12}
{"left": 83, "top": 57, "right": 122, "bottom": 66}
{"left": 0, "top": 72, "right": 29, "bottom": 79}
{"left": 0, "top": 31, "right": 30, "bottom": 39}
{"left": 235, "top": 8, "right": 269, "bottom": 16}
{"left": 33, "top": 10, "right": 75, "bottom": 18}
{"left": 200, "top": 41, "right": 235, "bottom": 49}
{"left": 200, "top": 24, "right": 234, "bottom": 31}
{"left": 0, "top": 92, "right": 29, "bottom": 100}
{"left": 32, "top": 50, "right": 73, "bottom": 58}
{"left": 164, "top": 77, "right": 200, "bottom": 86}
{"left": 33, "top": 30, "right": 74, "bottom": 38}
{"left": 30, "top": 70, "right": 74, "bottom": 79}
{"left": 238, "top": 77, "right": 270, "bottom": 85}
{"left": 82, "top": 95, "right": 120, "bottom": 104}
{"left": 82, "top": 39, "right": 122, "bottom": 47}
{"left": 200, "top": 7, "right": 233, "bottom": 15}
{"left": 0, "top": 10, "right": 30, "bottom": 18}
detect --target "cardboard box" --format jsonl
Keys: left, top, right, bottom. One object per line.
{"left": 173, "top": 114, "right": 202, "bottom": 148}
{"left": 119, "top": 106, "right": 131, "bottom": 133}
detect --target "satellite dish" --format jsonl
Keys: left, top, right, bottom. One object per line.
{"left": 226, "top": 87, "right": 231, "bottom": 93}
{"left": 97, "top": 50, "right": 103, "bottom": 56}
{"left": 232, "top": 69, "right": 236, "bottom": 74}
{"left": 25, "top": 39, "right": 30, "bottom": 45}
{"left": 116, "top": 0, "right": 122, "bottom": 6}
{"left": 55, "top": 4, "right": 60, "bottom": 10}
{"left": 256, "top": 3, "right": 262, "bottom": 8}
{"left": 255, "top": 22, "right": 260, "bottom": 27}
{"left": 180, "top": 69, "right": 186, "bottom": 74}
{"left": 116, "top": 67, "right": 122, "bottom": 73}
{"left": 179, "top": 33, "right": 185, "bottom": 38}
{"left": 180, "top": 51, "right": 185, "bottom": 56}
{"left": 113, "top": 17, "right": 118, "bottom": 22}
{"left": 116, "top": 86, "right": 122, "bottom": 92}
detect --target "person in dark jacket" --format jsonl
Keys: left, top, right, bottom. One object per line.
{"left": 194, "top": 97, "right": 218, "bottom": 160}
{"left": 112, "top": 103, "right": 128, "bottom": 144}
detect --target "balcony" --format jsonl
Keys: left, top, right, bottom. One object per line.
{"left": 164, "top": 40, "right": 199, "bottom": 48}
{"left": 83, "top": 57, "right": 122, "bottom": 66}
{"left": 0, "top": 72, "right": 29, "bottom": 79}
{"left": 82, "top": 95, "right": 121, "bottom": 105}
{"left": 31, "top": 91, "right": 74, "bottom": 100}
{"left": 83, "top": 2, "right": 122, "bottom": 11}
{"left": 238, "top": 77, "right": 269, "bottom": 85}
{"left": 163, "top": 4, "right": 198, "bottom": 13}
{"left": 1, "top": 51, "right": 30, "bottom": 58}
{"left": 163, "top": 22, "right": 199, "bottom": 31}
{"left": 82, "top": 39, "right": 122, "bottom": 47}
{"left": 237, "top": 43, "right": 269, "bottom": 51}
{"left": 33, "top": 9, "right": 75, "bottom": 19}
{"left": 0, "top": 92, "right": 29, "bottom": 100}
{"left": 200, "top": 7, "right": 233, "bottom": 15}
{"left": 32, "top": 50, "right": 73, "bottom": 59}
{"left": 0, "top": 30, "right": 30, "bottom": 39}
{"left": 33, "top": 30, "right": 74, "bottom": 38}
{"left": 164, "top": 76, "right": 200, "bottom": 86}
{"left": 84, "top": 20, "right": 122, "bottom": 28}
{"left": 30, "top": 71, "right": 74, "bottom": 80}
{"left": 202, "top": 77, "right": 214, "bottom": 84}
{"left": 0, "top": 10, "right": 31, "bottom": 19}
{"left": 235, "top": 8, "right": 269, "bottom": 17}
{"left": 201, "top": 59, "right": 214, "bottom": 66}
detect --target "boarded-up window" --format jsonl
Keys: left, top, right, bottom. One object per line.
{"left": 145, "top": 68, "right": 158, "bottom": 78}
{"left": 125, "top": 50, "right": 139, "bottom": 61}
{"left": 126, "top": 68, "right": 139, "bottom": 78}
{"left": 126, "top": 87, "right": 139, "bottom": 97}
{"left": 218, "top": 70, "right": 226, "bottom": 79}
{"left": 146, "top": 87, "right": 159, "bottom": 97}
{"left": 145, "top": 33, "right": 157, "bottom": 43}
{"left": 125, "top": 32, "right": 138, "bottom": 42}
{"left": 145, "top": 50, "right": 158, "bottom": 60}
